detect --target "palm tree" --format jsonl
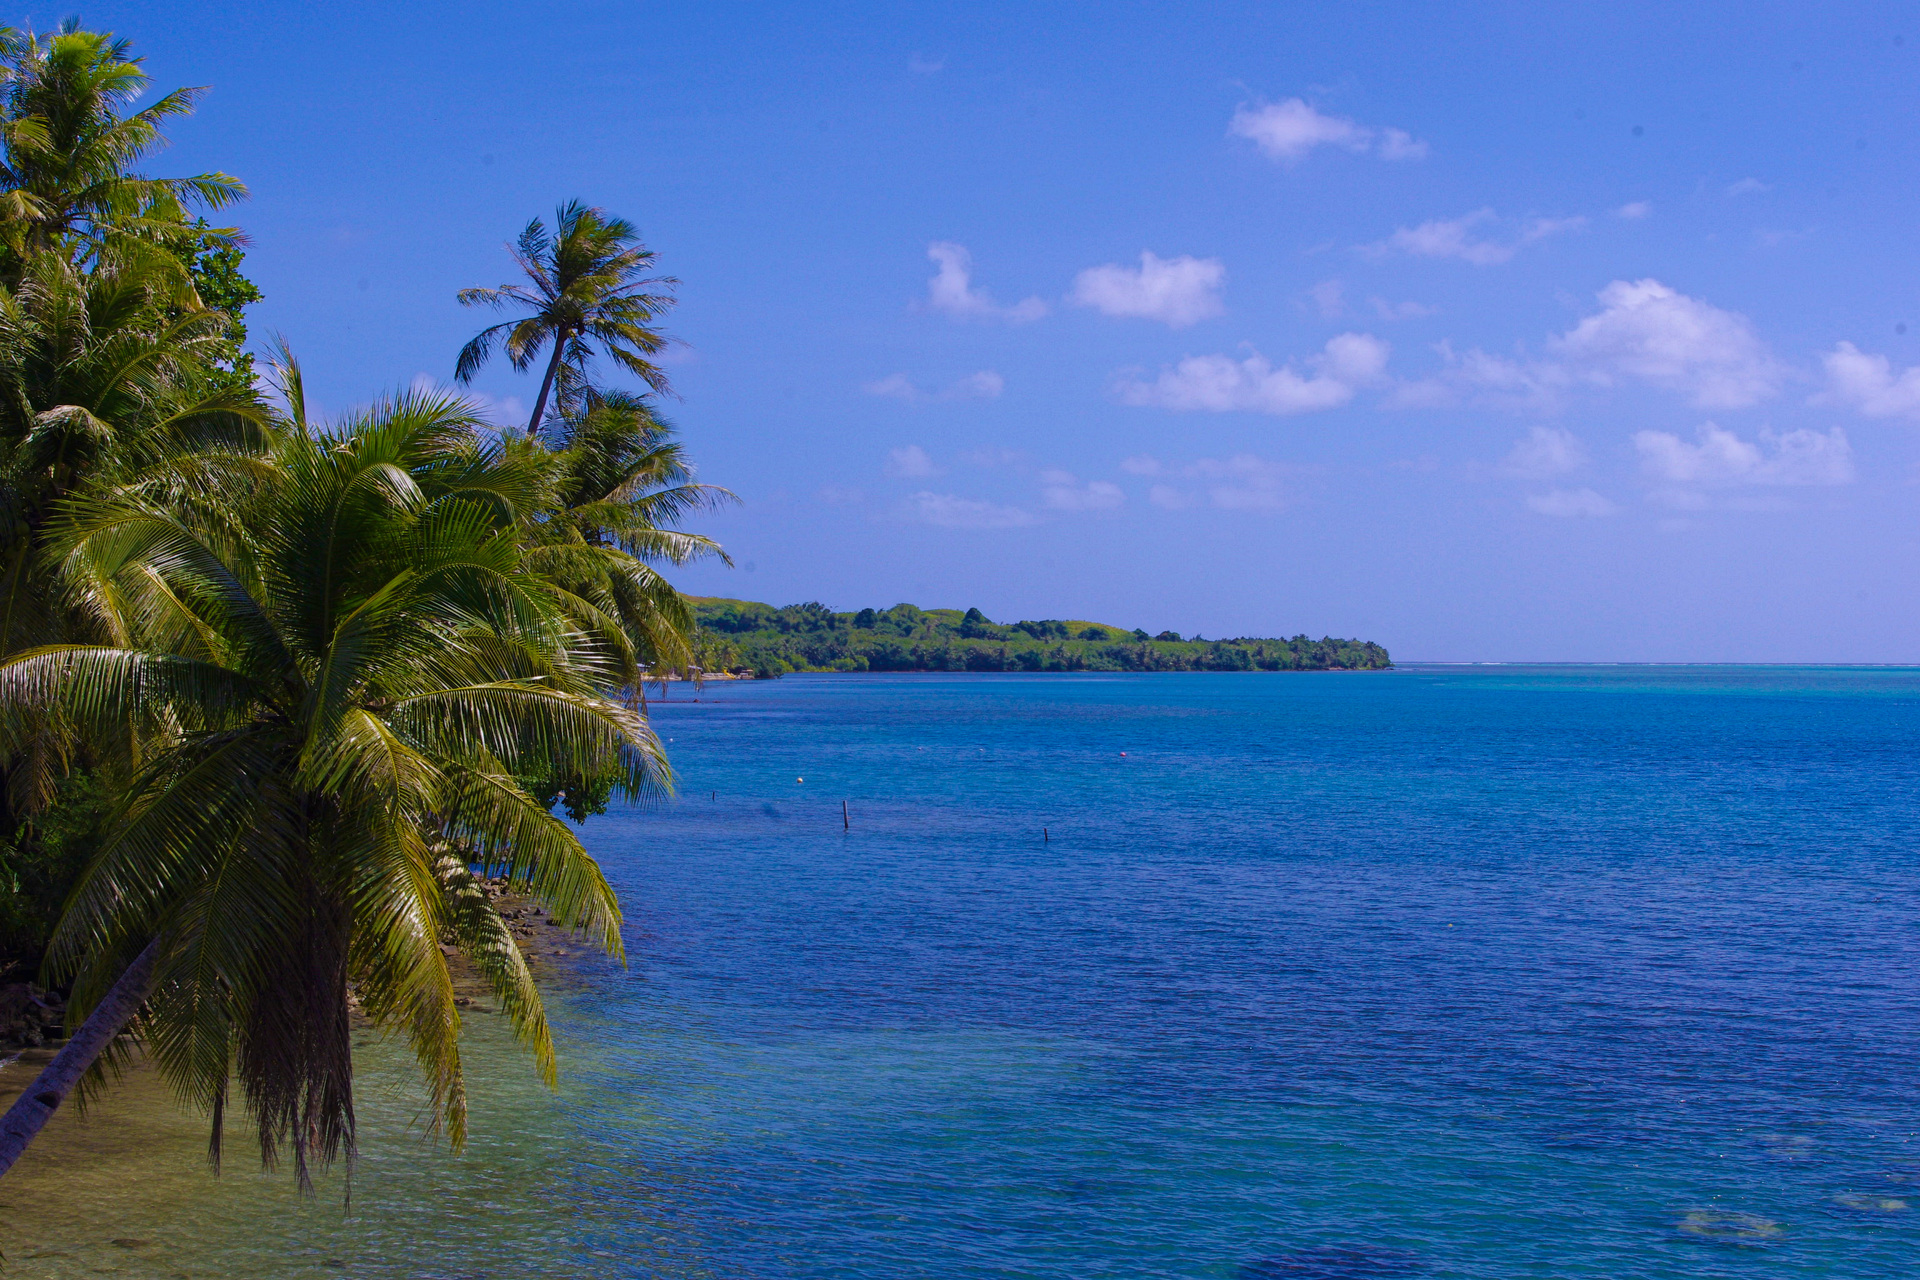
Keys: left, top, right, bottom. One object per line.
{"left": 0, "top": 394, "right": 665, "bottom": 1183}
{"left": 0, "top": 245, "right": 269, "bottom": 844}
{"left": 510, "top": 388, "right": 734, "bottom": 687}
{"left": 455, "top": 201, "right": 675, "bottom": 434}
{"left": 0, "top": 23, "right": 246, "bottom": 269}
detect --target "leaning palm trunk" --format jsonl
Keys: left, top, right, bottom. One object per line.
{"left": 0, "top": 936, "right": 160, "bottom": 1178}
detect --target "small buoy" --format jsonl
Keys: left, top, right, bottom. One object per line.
{"left": 1120, "top": 751, "right": 1127, "bottom": 756}
{"left": 797, "top": 777, "right": 804, "bottom": 783}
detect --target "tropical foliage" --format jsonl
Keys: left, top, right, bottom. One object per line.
{"left": 0, "top": 22, "right": 244, "bottom": 269}
{"left": 0, "top": 21, "right": 721, "bottom": 1188}
{"left": 3, "top": 395, "right": 665, "bottom": 1180}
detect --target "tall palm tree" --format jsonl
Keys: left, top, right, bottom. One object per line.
{"left": 0, "top": 23, "right": 246, "bottom": 270}
{"left": 455, "top": 201, "right": 675, "bottom": 434}
{"left": 0, "top": 395, "right": 664, "bottom": 1183}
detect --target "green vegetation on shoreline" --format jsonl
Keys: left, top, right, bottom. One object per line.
{"left": 688, "top": 598, "right": 1391, "bottom": 676}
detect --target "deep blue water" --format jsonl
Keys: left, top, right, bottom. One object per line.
{"left": 551, "top": 667, "right": 1920, "bottom": 1279}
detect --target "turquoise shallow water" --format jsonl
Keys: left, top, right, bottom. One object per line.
{"left": 6, "top": 665, "right": 1920, "bottom": 1278}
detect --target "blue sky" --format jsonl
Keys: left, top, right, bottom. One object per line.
{"left": 97, "top": 1, "right": 1920, "bottom": 660}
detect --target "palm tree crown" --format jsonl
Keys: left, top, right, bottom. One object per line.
{"left": 455, "top": 201, "right": 676, "bottom": 435}
{"left": 0, "top": 23, "right": 246, "bottom": 267}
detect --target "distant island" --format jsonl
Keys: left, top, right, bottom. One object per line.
{"left": 685, "top": 599, "right": 1391, "bottom": 677}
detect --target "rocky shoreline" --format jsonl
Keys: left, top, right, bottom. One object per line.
{"left": 0, "top": 980, "right": 65, "bottom": 1050}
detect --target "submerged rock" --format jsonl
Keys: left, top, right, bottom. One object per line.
{"left": 1676, "top": 1210, "right": 1782, "bottom": 1241}
{"left": 1831, "top": 1192, "right": 1908, "bottom": 1213}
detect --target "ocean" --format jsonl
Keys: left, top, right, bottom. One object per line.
{"left": 5, "top": 666, "right": 1919, "bottom": 1278}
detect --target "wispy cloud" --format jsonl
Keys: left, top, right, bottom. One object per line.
{"left": 1503, "top": 426, "right": 1587, "bottom": 479}
{"left": 1188, "top": 454, "right": 1293, "bottom": 510}
{"left": 1308, "top": 279, "right": 1346, "bottom": 318}
{"left": 1385, "top": 344, "right": 1571, "bottom": 412}
{"left": 904, "top": 491, "right": 1037, "bottom": 529}
{"left": 1116, "top": 333, "right": 1388, "bottom": 415}
{"left": 908, "top": 54, "right": 943, "bottom": 74}
{"left": 1140, "top": 455, "right": 1296, "bottom": 512}
{"left": 1726, "top": 177, "right": 1770, "bottom": 197}
{"left": 1370, "top": 296, "right": 1437, "bottom": 321}
{"left": 885, "top": 445, "right": 941, "bottom": 478}
{"left": 1615, "top": 201, "right": 1653, "bottom": 219}
{"left": 1039, "top": 470, "right": 1125, "bottom": 511}
{"left": 1526, "top": 488, "right": 1618, "bottom": 517}
{"left": 1070, "top": 252, "right": 1225, "bottom": 327}
{"left": 864, "top": 369, "right": 1005, "bottom": 403}
{"left": 1367, "top": 208, "right": 1586, "bottom": 266}
{"left": 1229, "top": 98, "right": 1427, "bottom": 164}
{"left": 920, "top": 242, "right": 1046, "bottom": 323}
{"left": 1634, "top": 423, "right": 1853, "bottom": 493}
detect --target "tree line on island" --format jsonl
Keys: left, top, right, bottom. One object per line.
{"left": 689, "top": 600, "right": 1391, "bottom": 676}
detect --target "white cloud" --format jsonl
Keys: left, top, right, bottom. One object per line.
{"left": 1616, "top": 201, "right": 1653, "bottom": 219}
{"left": 1504, "top": 426, "right": 1587, "bottom": 479}
{"left": 1370, "top": 297, "right": 1437, "bottom": 320}
{"left": 1040, "top": 472, "right": 1125, "bottom": 511}
{"left": 1817, "top": 342, "right": 1920, "bottom": 419}
{"left": 1120, "top": 454, "right": 1162, "bottom": 476}
{"left": 1527, "top": 488, "right": 1618, "bottom": 517}
{"left": 1148, "top": 484, "right": 1192, "bottom": 510}
{"left": 1309, "top": 279, "right": 1346, "bottom": 318}
{"left": 1392, "top": 281, "right": 1787, "bottom": 416}
{"left": 864, "top": 369, "right": 1005, "bottom": 403}
{"left": 1632, "top": 423, "right": 1854, "bottom": 487}
{"left": 905, "top": 491, "right": 1038, "bottom": 529}
{"left": 1726, "top": 178, "right": 1770, "bottom": 197}
{"left": 1071, "top": 251, "right": 1225, "bottom": 327}
{"left": 1370, "top": 208, "right": 1585, "bottom": 266}
{"left": 921, "top": 242, "right": 1046, "bottom": 323}
{"left": 885, "top": 445, "right": 941, "bottom": 478}
{"left": 1118, "top": 333, "right": 1388, "bottom": 415}
{"left": 1229, "top": 98, "right": 1427, "bottom": 163}
{"left": 1551, "top": 279, "right": 1784, "bottom": 408}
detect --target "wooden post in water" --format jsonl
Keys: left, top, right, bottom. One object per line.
{"left": 1043, "top": 827, "right": 1049, "bottom": 843}
{"left": 843, "top": 799, "right": 850, "bottom": 831}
